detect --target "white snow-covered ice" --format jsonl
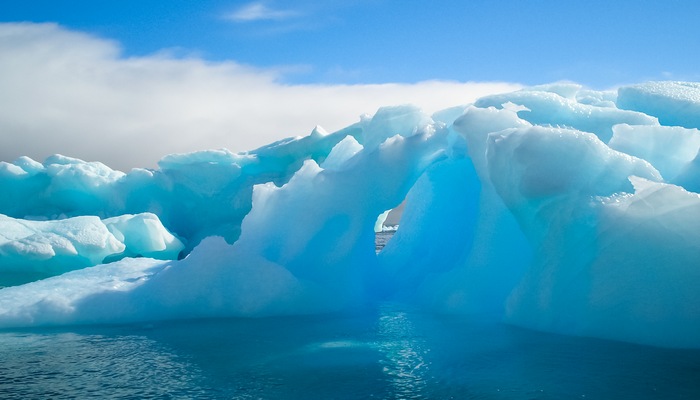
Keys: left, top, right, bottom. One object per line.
{"left": 0, "top": 212, "right": 183, "bottom": 286}
{"left": 1, "top": 81, "right": 699, "bottom": 348}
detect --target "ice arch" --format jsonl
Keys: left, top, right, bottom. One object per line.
{"left": 1, "top": 82, "right": 700, "bottom": 349}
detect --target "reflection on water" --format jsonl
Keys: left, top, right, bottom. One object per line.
{"left": 1, "top": 305, "right": 700, "bottom": 399}
{"left": 377, "top": 305, "right": 428, "bottom": 399}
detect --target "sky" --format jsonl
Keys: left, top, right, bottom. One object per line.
{"left": 1, "top": 1, "right": 699, "bottom": 170}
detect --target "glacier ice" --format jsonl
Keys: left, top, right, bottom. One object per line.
{"left": 474, "top": 84, "right": 658, "bottom": 142}
{"left": 617, "top": 81, "right": 700, "bottom": 129}
{"left": 0, "top": 81, "right": 699, "bottom": 349}
{"left": 0, "top": 212, "right": 183, "bottom": 286}
{"left": 609, "top": 124, "right": 700, "bottom": 186}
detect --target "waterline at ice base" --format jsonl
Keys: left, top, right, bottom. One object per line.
{"left": 1, "top": 81, "right": 700, "bottom": 349}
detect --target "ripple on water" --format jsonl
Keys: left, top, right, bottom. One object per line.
{"left": 1, "top": 307, "right": 700, "bottom": 399}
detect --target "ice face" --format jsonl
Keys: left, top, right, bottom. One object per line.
{"left": 609, "top": 124, "right": 700, "bottom": 184}
{"left": 0, "top": 212, "right": 183, "bottom": 286}
{"left": 617, "top": 81, "right": 700, "bottom": 129}
{"left": 0, "top": 81, "right": 699, "bottom": 349}
{"left": 505, "top": 176, "right": 700, "bottom": 348}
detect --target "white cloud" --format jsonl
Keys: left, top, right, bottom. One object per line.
{"left": 225, "top": 2, "right": 301, "bottom": 22}
{"left": 0, "top": 22, "right": 522, "bottom": 171}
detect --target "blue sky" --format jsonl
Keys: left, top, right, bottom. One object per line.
{"left": 3, "top": 0, "right": 699, "bottom": 87}
{"left": 1, "top": 1, "right": 699, "bottom": 169}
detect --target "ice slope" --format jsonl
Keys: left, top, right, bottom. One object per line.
{"left": 1, "top": 81, "right": 699, "bottom": 348}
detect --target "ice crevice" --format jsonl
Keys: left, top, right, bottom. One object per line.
{"left": 1, "top": 82, "right": 700, "bottom": 349}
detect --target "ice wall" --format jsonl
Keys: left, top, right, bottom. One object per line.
{"left": 1, "top": 81, "right": 699, "bottom": 348}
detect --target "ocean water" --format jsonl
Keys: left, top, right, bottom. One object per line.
{"left": 1, "top": 304, "right": 699, "bottom": 399}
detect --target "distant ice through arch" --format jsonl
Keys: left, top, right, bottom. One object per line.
{"left": 373, "top": 200, "right": 403, "bottom": 253}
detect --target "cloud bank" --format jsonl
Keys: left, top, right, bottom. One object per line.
{"left": 0, "top": 22, "right": 521, "bottom": 171}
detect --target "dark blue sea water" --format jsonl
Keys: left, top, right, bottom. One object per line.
{"left": 1, "top": 304, "right": 699, "bottom": 399}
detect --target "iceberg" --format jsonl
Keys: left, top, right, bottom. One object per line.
{"left": 0, "top": 81, "right": 699, "bottom": 349}
{"left": 0, "top": 212, "right": 183, "bottom": 286}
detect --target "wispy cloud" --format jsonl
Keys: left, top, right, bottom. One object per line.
{"left": 0, "top": 23, "right": 521, "bottom": 171}
{"left": 225, "top": 2, "right": 301, "bottom": 22}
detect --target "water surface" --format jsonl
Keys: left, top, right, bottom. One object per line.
{"left": 1, "top": 304, "right": 699, "bottom": 399}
